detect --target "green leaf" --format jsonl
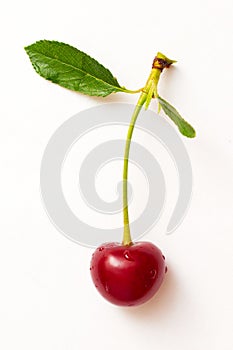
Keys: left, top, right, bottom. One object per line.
{"left": 157, "top": 96, "right": 196, "bottom": 138}
{"left": 24, "top": 40, "right": 130, "bottom": 97}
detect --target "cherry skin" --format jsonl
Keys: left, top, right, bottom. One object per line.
{"left": 90, "top": 241, "right": 167, "bottom": 306}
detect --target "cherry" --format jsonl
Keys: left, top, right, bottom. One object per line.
{"left": 90, "top": 241, "right": 167, "bottom": 306}
{"left": 24, "top": 45, "right": 193, "bottom": 308}
{"left": 89, "top": 54, "right": 176, "bottom": 306}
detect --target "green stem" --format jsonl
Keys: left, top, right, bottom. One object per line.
{"left": 122, "top": 92, "right": 147, "bottom": 245}
{"left": 122, "top": 52, "right": 176, "bottom": 246}
{"left": 124, "top": 87, "right": 144, "bottom": 94}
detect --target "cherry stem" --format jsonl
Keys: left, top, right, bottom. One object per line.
{"left": 122, "top": 52, "right": 176, "bottom": 246}
{"left": 122, "top": 92, "right": 147, "bottom": 245}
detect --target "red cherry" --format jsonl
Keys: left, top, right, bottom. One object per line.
{"left": 90, "top": 241, "right": 167, "bottom": 306}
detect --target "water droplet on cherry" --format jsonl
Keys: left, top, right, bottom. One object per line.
{"left": 105, "top": 283, "right": 110, "bottom": 293}
{"left": 124, "top": 250, "right": 134, "bottom": 261}
{"left": 149, "top": 269, "right": 157, "bottom": 279}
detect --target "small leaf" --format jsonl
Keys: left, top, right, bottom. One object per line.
{"left": 25, "top": 40, "right": 130, "bottom": 97}
{"left": 158, "top": 96, "right": 196, "bottom": 138}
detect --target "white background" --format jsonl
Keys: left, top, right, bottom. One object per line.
{"left": 1, "top": 0, "right": 233, "bottom": 349}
